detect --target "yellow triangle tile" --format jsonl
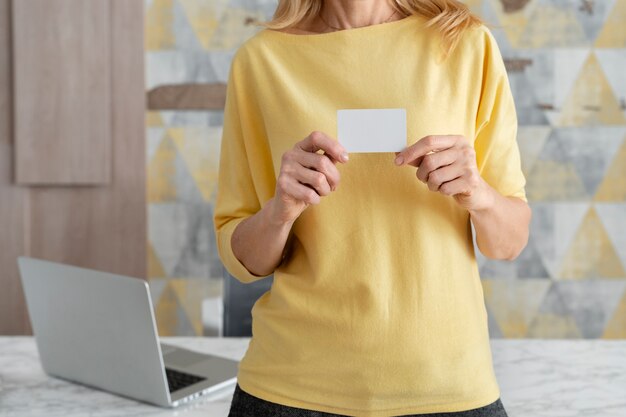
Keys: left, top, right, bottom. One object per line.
{"left": 595, "top": 0, "right": 626, "bottom": 47}
{"left": 170, "top": 127, "right": 220, "bottom": 202}
{"left": 560, "top": 207, "right": 626, "bottom": 279}
{"left": 559, "top": 53, "right": 626, "bottom": 126}
{"left": 496, "top": 309, "right": 527, "bottom": 338}
{"left": 146, "top": 111, "right": 164, "bottom": 128}
{"left": 155, "top": 283, "right": 179, "bottom": 336}
{"left": 525, "top": 160, "right": 587, "bottom": 201}
{"left": 146, "top": 0, "right": 175, "bottom": 51}
{"left": 482, "top": 279, "right": 551, "bottom": 338}
{"left": 602, "top": 290, "right": 626, "bottom": 338}
{"left": 480, "top": 279, "right": 493, "bottom": 301}
{"left": 147, "top": 133, "right": 177, "bottom": 203}
{"left": 207, "top": 8, "right": 264, "bottom": 50}
{"left": 595, "top": 137, "right": 626, "bottom": 202}
{"left": 464, "top": 0, "right": 484, "bottom": 12}
{"left": 487, "top": 0, "right": 538, "bottom": 48}
{"left": 517, "top": 4, "right": 588, "bottom": 48}
{"left": 527, "top": 313, "right": 581, "bottom": 338}
{"left": 148, "top": 242, "right": 166, "bottom": 278}
{"left": 517, "top": 126, "right": 551, "bottom": 176}
{"left": 169, "top": 278, "right": 216, "bottom": 336}
{"left": 179, "top": 0, "right": 224, "bottom": 50}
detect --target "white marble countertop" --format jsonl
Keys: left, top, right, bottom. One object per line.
{"left": 0, "top": 337, "right": 625, "bottom": 417}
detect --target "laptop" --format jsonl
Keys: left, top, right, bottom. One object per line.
{"left": 17, "top": 256, "right": 239, "bottom": 408}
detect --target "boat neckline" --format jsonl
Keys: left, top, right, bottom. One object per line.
{"left": 260, "top": 13, "right": 422, "bottom": 40}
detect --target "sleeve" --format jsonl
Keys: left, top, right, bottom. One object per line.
{"left": 212, "top": 49, "right": 272, "bottom": 284}
{"left": 473, "top": 26, "right": 527, "bottom": 203}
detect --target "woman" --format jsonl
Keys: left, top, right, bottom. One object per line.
{"left": 213, "top": 0, "right": 531, "bottom": 416}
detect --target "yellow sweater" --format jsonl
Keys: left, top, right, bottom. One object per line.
{"left": 213, "top": 13, "right": 526, "bottom": 417}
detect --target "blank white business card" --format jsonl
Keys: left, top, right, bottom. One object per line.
{"left": 337, "top": 108, "right": 407, "bottom": 153}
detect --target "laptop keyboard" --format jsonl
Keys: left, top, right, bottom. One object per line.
{"left": 165, "top": 368, "right": 206, "bottom": 393}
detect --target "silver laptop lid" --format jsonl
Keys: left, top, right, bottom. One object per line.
{"left": 17, "top": 256, "right": 172, "bottom": 407}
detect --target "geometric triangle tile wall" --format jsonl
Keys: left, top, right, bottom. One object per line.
{"left": 145, "top": 0, "right": 626, "bottom": 338}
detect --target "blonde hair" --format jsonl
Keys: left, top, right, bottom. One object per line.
{"left": 256, "top": 0, "right": 483, "bottom": 60}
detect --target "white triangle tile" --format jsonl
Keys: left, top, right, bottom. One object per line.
{"left": 595, "top": 203, "right": 626, "bottom": 271}
{"left": 554, "top": 48, "right": 591, "bottom": 110}
{"left": 147, "top": 127, "right": 166, "bottom": 163}
{"left": 595, "top": 49, "right": 626, "bottom": 116}
{"left": 148, "top": 278, "right": 168, "bottom": 306}
{"left": 553, "top": 202, "right": 595, "bottom": 279}
{"left": 542, "top": 109, "right": 561, "bottom": 126}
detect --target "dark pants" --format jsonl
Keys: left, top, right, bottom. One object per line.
{"left": 228, "top": 383, "right": 509, "bottom": 417}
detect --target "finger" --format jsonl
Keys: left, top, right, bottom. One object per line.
{"left": 396, "top": 135, "right": 459, "bottom": 166}
{"left": 299, "top": 131, "right": 349, "bottom": 163}
{"left": 295, "top": 150, "right": 341, "bottom": 191}
{"left": 438, "top": 178, "right": 473, "bottom": 197}
{"left": 415, "top": 148, "right": 460, "bottom": 182}
{"left": 397, "top": 151, "right": 425, "bottom": 167}
{"left": 292, "top": 164, "right": 332, "bottom": 197}
{"left": 425, "top": 164, "right": 463, "bottom": 192}
{"left": 409, "top": 149, "right": 448, "bottom": 167}
{"left": 282, "top": 175, "right": 321, "bottom": 205}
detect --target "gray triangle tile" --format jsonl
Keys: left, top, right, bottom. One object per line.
{"left": 158, "top": 110, "right": 205, "bottom": 127}
{"left": 537, "top": 281, "right": 570, "bottom": 316}
{"left": 209, "top": 50, "right": 236, "bottom": 83}
{"left": 146, "top": 50, "right": 218, "bottom": 89}
{"left": 479, "top": 258, "right": 517, "bottom": 279}
{"left": 173, "top": 0, "right": 204, "bottom": 50}
{"left": 555, "top": 280, "right": 626, "bottom": 338}
{"left": 171, "top": 200, "right": 216, "bottom": 278}
{"left": 527, "top": 203, "right": 589, "bottom": 279}
{"left": 516, "top": 238, "right": 551, "bottom": 278}
{"left": 549, "top": 127, "right": 626, "bottom": 195}
{"left": 573, "top": 0, "right": 617, "bottom": 42}
{"left": 486, "top": 303, "right": 503, "bottom": 338}
{"left": 510, "top": 49, "right": 554, "bottom": 110}
{"left": 508, "top": 71, "right": 551, "bottom": 126}
{"left": 149, "top": 202, "right": 193, "bottom": 277}
{"left": 175, "top": 303, "right": 199, "bottom": 336}
{"left": 173, "top": 146, "right": 206, "bottom": 204}
{"left": 475, "top": 242, "right": 488, "bottom": 270}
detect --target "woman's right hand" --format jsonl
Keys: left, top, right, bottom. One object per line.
{"left": 270, "top": 130, "right": 349, "bottom": 225}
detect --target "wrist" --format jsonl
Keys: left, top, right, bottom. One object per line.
{"left": 264, "top": 197, "right": 296, "bottom": 229}
{"left": 467, "top": 180, "right": 497, "bottom": 216}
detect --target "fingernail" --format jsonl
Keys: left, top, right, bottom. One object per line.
{"left": 395, "top": 155, "right": 404, "bottom": 165}
{"left": 341, "top": 152, "right": 349, "bottom": 162}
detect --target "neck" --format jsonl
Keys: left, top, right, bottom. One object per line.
{"left": 319, "top": 0, "right": 400, "bottom": 29}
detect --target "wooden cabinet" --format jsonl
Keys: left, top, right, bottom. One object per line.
{"left": 13, "top": 0, "right": 111, "bottom": 185}
{"left": 0, "top": 0, "right": 146, "bottom": 335}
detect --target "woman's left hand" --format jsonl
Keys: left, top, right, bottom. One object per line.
{"left": 394, "top": 134, "right": 494, "bottom": 212}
